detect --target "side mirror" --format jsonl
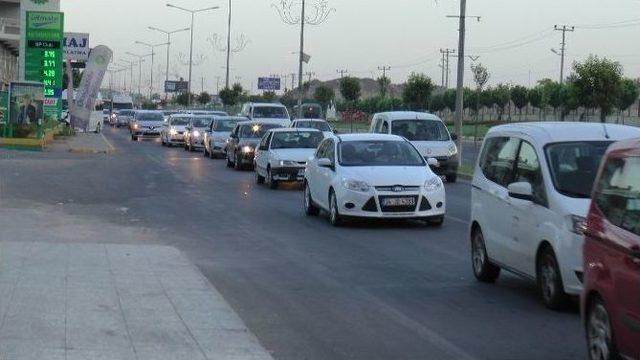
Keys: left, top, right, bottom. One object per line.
{"left": 317, "top": 158, "right": 333, "bottom": 169}
{"left": 333, "top": 128, "right": 339, "bottom": 134}
{"left": 508, "top": 182, "right": 534, "bottom": 202}
{"left": 451, "top": 133, "right": 458, "bottom": 141}
{"left": 426, "top": 157, "right": 439, "bottom": 167}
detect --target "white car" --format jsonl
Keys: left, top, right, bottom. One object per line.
{"left": 203, "top": 116, "right": 244, "bottom": 159}
{"left": 161, "top": 114, "right": 190, "bottom": 147}
{"left": 470, "top": 122, "right": 640, "bottom": 309}
{"left": 184, "top": 116, "right": 214, "bottom": 152}
{"left": 254, "top": 128, "right": 325, "bottom": 189}
{"left": 240, "top": 102, "right": 291, "bottom": 127}
{"left": 290, "top": 119, "right": 335, "bottom": 138}
{"left": 303, "top": 133, "right": 446, "bottom": 226}
{"left": 371, "top": 112, "right": 459, "bottom": 182}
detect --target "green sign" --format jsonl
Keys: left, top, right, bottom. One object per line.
{"left": 25, "top": 11, "right": 64, "bottom": 121}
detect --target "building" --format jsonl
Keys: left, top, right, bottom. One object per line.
{"left": 0, "top": 0, "right": 19, "bottom": 90}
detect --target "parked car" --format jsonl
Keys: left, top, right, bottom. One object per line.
{"left": 582, "top": 138, "right": 640, "bottom": 360}
{"left": 290, "top": 119, "right": 335, "bottom": 138}
{"left": 203, "top": 116, "right": 244, "bottom": 159}
{"left": 254, "top": 128, "right": 324, "bottom": 189}
{"left": 184, "top": 116, "right": 214, "bottom": 152}
{"left": 160, "top": 114, "right": 191, "bottom": 147}
{"left": 130, "top": 110, "right": 165, "bottom": 141}
{"left": 226, "top": 122, "right": 282, "bottom": 170}
{"left": 470, "top": 122, "right": 640, "bottom": 309}
{"left": 303, "top": 133, "right": 446, "bottom": 226}
{"left": 116, "top": 109, "right": 135, "bottom": 128}
{"left": 240, "top": 102, "right": 291, "bottom": 126}
{"left": 370, "top": 111, "right": 459, "bottom": 182}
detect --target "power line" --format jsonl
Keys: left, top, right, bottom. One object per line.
{"left": 336, "top": 69, "right": 348, "bottom": 78}
{"left": 377, "top": 65, "right": 391, "bottom": 78}
{"left": 439, "top": 48, "right": 455, "bottom": 88}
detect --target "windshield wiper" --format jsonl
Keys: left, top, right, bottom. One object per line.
{"left": 558, "top": 189, "right": 590, "bottom": 198}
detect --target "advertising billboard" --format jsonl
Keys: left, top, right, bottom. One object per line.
{"left": 258, "top": 77, "right": 281, "bottom": 91}
{"left": 64, "top": 32, "right": 90, "bottom": 61}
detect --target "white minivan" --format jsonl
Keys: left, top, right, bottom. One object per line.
{"left": 470, "top": 122, "right": 640, "bottom": 309}
{"left": 370, "top": 112, "right": 459, "bottom": 182}
{"left": 241, "top": 102, "right": 291, "bottom": 127}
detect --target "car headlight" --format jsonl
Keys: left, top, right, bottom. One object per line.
{"left": 279, "top": 160, "right": 297, "bottom": 167}
{"left": 193, "top": 130, "right": 200, "bottom": 138}
{"left": 342, "top": 178, "right": 370, "bottom": 193}
{"left": 568, "top": 215, "right": 587, "bottom": 235}
{"left": 133, "top": 124, "right": 139, "bottom": 129}
{"left": 448, "top": 144, "right": 458, "bottom": 156}
{"left": 242, "top": 145, "right": 254, "bottom": 154}
{"left": 424, "top": 176, "right": 443, "bottom": 192}
{"left": 169, "top": 128, "right": 177, "bottom": 135}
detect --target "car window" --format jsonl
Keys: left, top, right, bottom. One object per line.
{"left": 271, "top": 131, "right": 323, "bottom": 149}
{"left": 170, "top": 118, "right": 190, "bottom": 126}
{"left": 594, "top": 156, "right": 640, "bottom": 236}
{"left": 252, "top": 106, "right": 287, "bottom": 119}
{"left": 316, "top": 140, "right": 329, "bottom": 158}
{"left": 325, "top": 140, "right": 335, "bottom": 164}
{"left": 391, "top": 120, "right": 450, "bottom": 141}
{"left": 136, "top": 112, "right": 164, "bottom": 121}
{"left": 381, "top": 121, "right": 389, "bottom": 134}
{"left": 338, "top": 140, "right": 425, "bottom": 167}
{"left": 259, "top": 133, "right": 272, "bottom": 150}
{"left": 480, "top": 137, "right": 520, "bottom": 187}
{"left": 515, "top": 141, "right": 547, "bottom": 206}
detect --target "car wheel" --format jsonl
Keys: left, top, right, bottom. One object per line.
{"left": 184, "top": 142, "right": 189, "bottom": 151}
{"left": 304, "top": 182, "right": 320, "bottom": 216}
{"left": 446, "top": 174, "right": 458, "bottom": 183}
{"left": 471, "top": 228, "right": 501, "bottom": 283}
{"left": 267, "top": 167, "right": 278, "bottom": 189}
{"left": 329, "top": 190, "right": 343, "bottom": 226}
{"left": 256, "top": 169, "right": 265, "bottom": 184}
{"left": 131, "top": 135, "right": 137, "bottom": 141}
{"left": 161, "top": 137, "right": 166, "bottom": 146}
{"left": 587, "top": 297, "right": 616, "bottom": 360}
{"left": 537, "top": 247, "right": 570, "bottom": 310}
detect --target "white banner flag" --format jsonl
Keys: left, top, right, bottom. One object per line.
{"left": 73, "top": 45, "right": 112, "bottom": 130}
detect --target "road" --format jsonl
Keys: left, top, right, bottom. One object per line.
{"left": 0, "top": 127, "right": 585, "bottom": 360}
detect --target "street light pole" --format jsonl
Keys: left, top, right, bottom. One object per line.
{"left": 135, "top": 41, "right": 169, "bottom": 100}
{"left": 126, "top": 52, "right": 152, "bottom": 106}
{"left": 297, "top": 0, "right": 306, "bottom": 119}
{"left": 226, "top": 0, "right": 232, "bottom": 89}
{"left": 167, "top": 3, "right": 220, "bottom": 107}
{"left": 148, "top": 26, "right": 190, "bottom": 98}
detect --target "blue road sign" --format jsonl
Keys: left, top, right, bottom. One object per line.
{"left": 258, "top": 77, "right": 281, "bottom": 91}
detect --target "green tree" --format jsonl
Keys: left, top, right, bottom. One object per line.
{"left": 429, "top": 92, "right": 445, "bottom": 113}
{"left": 219, "top": 84, "right": 244, "bottom": 107}
{"left": 471, "top": 63, "right": 490, "bottom": 121}
{"left": 314, "top": 85, "right": 335, "bottom": 109}
{"left": 443, "top": 88, "right": 457, "bottom": 112}
{"left": 493, "top": 84, "right": 511, "bottom": 121}
{"left": 339, "top": 77, "right": 361, "bottom": 104}
{"left": 511, "top": 85, "right": 528, "bottom": 120}
{"left": 527, "top": 87, "right": 544, "bottom": 120}
{"left": 572, "top": 55, "right": 624, "bottom": 122}
{"left": 175, "top": 92, "right": 193, "bottom": 107}
{"left": 540, "top": 80, "right": 563, "bottom": 116}
{"left": 377, "top": 76, "right": 391, "bottom": 98}
{"left": 559, "top": 81, "right": 580, "bottom": 121}
{"left": 402, "top": 73, "right": 434, "bottom": 111}
{"left": 262, "top": 91, "right": 277, "bottom": 102}
{"left": 197, "top": 92, "right": 212, "bottom": 105}
{"left": 617, "top": 78, "right": 639, "bottom": 122}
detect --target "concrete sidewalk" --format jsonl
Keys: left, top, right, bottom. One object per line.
{"left": 48, "top": 133, "right": 115, "bottom": 154}
{"left": 0, "top": 242, "right": 272, "bottom": 360}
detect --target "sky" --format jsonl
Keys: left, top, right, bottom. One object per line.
{"left": 61, "top": 0, "right": 640, "bottom": 95}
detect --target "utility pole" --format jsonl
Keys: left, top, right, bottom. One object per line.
{"left": 337, "top": 69, "right": 348, "bottom": 79}
{"left": 290, "top": 73, "right": 296, "bottom": 91}
{"left": 447, "top": 0, "right": 480, "bottom": 167}
{"left": 377, "top": 66, "right": 391, "bottom": 78}
{"left": 305, "top": 71, "right": 315, "bottom": 83}
{"left": 439, "top": 49, "right": 455, "bottom": 88}
{"left": 553, "top": 25, "right": 575, "bottom": 84}
{"left": 215, "top": 76, "right": 221, "bottom": 94}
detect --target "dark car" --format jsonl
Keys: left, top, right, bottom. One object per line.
{"left": 226, "top": 122, "right": 282, "bottom": 170}
{"left": 582, "top": 138, "right": 640, "bottom": 360}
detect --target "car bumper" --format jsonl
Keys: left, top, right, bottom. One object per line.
{"left": 271, "top": 166, "right": 306, "bottom": 182}
{"left": 430, "top": 156, "right": 459, "bottom": 176}
{"left": 133, "top": 130, "right": 161, "bottom": 137}
{"left": 190, "top": 138, "right": 205, "bottom": 148}
{"left": 168, "top": 134, "right": 185, "bottom": 143}
{"left": 238, "top": 152, "right": 255, "bottom": 165}
{"left": 556, "top": 232, "right": 584, "bottom": 295}
{"left": 334, "top": 188, "right": 446, "bottom": 219}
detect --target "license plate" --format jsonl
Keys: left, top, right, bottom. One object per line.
{"left": 382, "top": 197, "right": 416, "bottom": 207}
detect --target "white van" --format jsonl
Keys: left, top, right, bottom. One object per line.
{"left": 470, "top": 122, "right": 640, "bottom": 309}
{"left": 370, "top": 111, "right": 459, "bottom": 182}
{"left": 240, "top": 102, "right": 291, "bottom": 127}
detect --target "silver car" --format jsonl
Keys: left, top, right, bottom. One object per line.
{"left": 203, "top": 116, "right": 244, "bottom": 159}
{"left": 161, "top": 114, "right": 191, "bottom": 147}
{"left": 184, "top": 116, "right": 214, "bottom": 152}
{"left": 130, "top": 111, "right": 164, "bottom": 140}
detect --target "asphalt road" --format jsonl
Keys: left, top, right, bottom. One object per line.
{"left": 0, "top": 127, "right": 586, "bottom": 360}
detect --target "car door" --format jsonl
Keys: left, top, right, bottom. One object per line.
{"left": 308, "top": 140, "right": 329, "bottom": 205}
{"left": 314, "top": 139, "right": 336, "bottom": 209}
{"left": 474, "top": 136, "right": 521, "bottom": 266}
{"left": 509, "top": 139, "right": 551, "bottom": 276}
{"left": 255, "top": 132, "right": 272, "bottom": 176}
{"left": 593, "top": 155, "right": 640, "bottom": 357}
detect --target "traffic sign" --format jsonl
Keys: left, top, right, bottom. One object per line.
{"left": 258, "top": 77, "right": 281, "bottom": 91}
{"left": 165, "top": 80, "right": 189, "bottom": 93}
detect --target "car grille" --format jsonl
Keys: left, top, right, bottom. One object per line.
{"left": 375, "top": 185, "right": 420, "bottom": 192}
{"left": 378, "top": 195, "right": 419, "bottom": 213}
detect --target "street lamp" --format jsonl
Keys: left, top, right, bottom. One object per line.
{"left": 125, "top": 51, "right": 151, "bottom": 105}
{"left": 135, "top": 40, "right": 169, "bottom": 99}
{"left": 148, "top": 26, "right": 190, "bottom": 97}
{"left": 166, "top": 3, "right": 220, "bottom": 107}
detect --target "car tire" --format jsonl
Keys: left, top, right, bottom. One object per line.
{"left": 329, "top": 190, "right": 344, "bottom": 227}
{"left": 586, "top": 296, "right": 616, "bottom": 360}
{"left": 161, "top": 137, "right": 166, "bottom": 146}
{"left": 131, "top": 135, "right": 137, "bottom": 141}
{"left": 267, "top": 168, "right": 278, "bottom": 190}
{"left": 537, "top": 247, "right": 570, "bottom": 310}
{"left": 304, "top": 182, "right": 320, "bottom": 216}
{"left": 471, "top": 228, "right": 501, "bottom": 283}
{"left": 446, "top": 174, "right": 458, "bottom": 183}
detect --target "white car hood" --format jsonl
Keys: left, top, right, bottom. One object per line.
{"left": 556, "top": 195, "right": 591, "bottom": 218}
{"left": 171, "top": 125, "right": 187, "bottom": 131}
{"left": 340, "top": 166, "right": 432, "bottom": 187}
{"left": 272, "top": 148, "right": 316, "bottom": 162}
{"left": 412, "top": 141, "right": 453, "bottom": 157}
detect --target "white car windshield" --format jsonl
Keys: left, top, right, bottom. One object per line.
{"left": 137, "top": 112, "right": 163, "bottom": 121}
{"left": 214, "top": 120, "right": 238, "bottom": 131}
{"left": 392, "top": 120, "right": 450, "bottom": 141}
{"left": 253, "top": 106, "right": 287, "bottom": 119}
{"left": 193, "top": 118, "right": 212, "bottom": 127}
{"left": 171, "top": 118, "right": 190, "bottom": 126}
{"left": 271, "top": 132, "right": 324, "bottom": 149}
{"left": 295, "top": 121, "right": 331, "bottom": 132}
{"left": 546, "top": 141, "right": 612, "bottom": 198}
{"left": 339, "top": 141, "right": 425, "bottom": 167}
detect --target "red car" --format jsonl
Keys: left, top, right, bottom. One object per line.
{"left": 582, "top": 138, "right": 640, "bottom": 360}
